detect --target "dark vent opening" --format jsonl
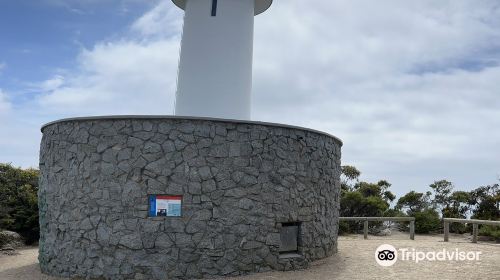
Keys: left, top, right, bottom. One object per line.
{"left": 279, "top": 222, "right": 301, "bottom": 256}
{"left": 211, "top": 0, "right": 217, "bottom": 16}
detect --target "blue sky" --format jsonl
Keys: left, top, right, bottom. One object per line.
{"left": 1, "top": 0, "right": 499, "bottom": 198}
{"left": 0, "top": 0, "right": 155, "bottom": 99}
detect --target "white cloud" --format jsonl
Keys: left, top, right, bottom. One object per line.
{"left": 0, "top": 62, "right": 6, "bottom": 73}
{"left": 4, "top": 0, "right": 500, "bottom": 195}
{"left": 39, "top": 75, "right": 65, "bottom": 92}
{"left": 249, "top": 0, "right": 500, "bottom": 193}
{"left": 131, "top": 1, "right": 183, "bottom": 38}
{"left": 0, "top": 89, "right": 41, "bottom": 168}
{"left": 0, "top": 89, "right": 11, "bottom": 116}
{"left": 35, "top": 2, "right": 183, "bottom": 117}
{"left": 0, "top": 2, "right": 183, "bottom": 168}
{"left": 39, "top": 39, "right": 181, "bottom": 115}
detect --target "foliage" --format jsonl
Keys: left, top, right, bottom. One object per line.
{"left": 341, "top": 165, "right": 361, "bottom": 184}
{"left": 0, "top": 163, "right": 39, "bottom": 244}
{"left": 340, "top": 191, "right": 389, "bottom": 218}
{"left": 397, "top": 180, "right": 500, "bottom": 235}
{"left": 447, "top": 191, "right": 471, "bottom": 217}
{"left": 429, "top": 180, "right": 454, "bottom": 211}
{"left": 413, "top": 208, "right": 441, "bottom": 234}
{"left": 340, "top": 165, "right": 361, "bottom": 192}
{"left": 356, "top": 180, "right": 395, "bottom": 203}
{"left": 478, "top": 225, "right": 500, "bottom": 242}
{"left": 339, "top": 166, "right": 392, "bottom": 234}
{"left": 470, "top": 185, "right": 500, "bottom": 220}
{"left": 396, "top": 190, "right": 441, "bottom": 234}
{"left": 441, "top": 191, "right": 471, "bottom": 233}
{"left": 338, "top": 220, "right": 351, "bottom": 235}
{"left": 396, "top": 191, "right": 431, "bottom": 214}
{"left": 383, "top": 208, "right": 405, "bottom": 218}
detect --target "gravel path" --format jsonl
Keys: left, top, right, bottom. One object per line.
{"left": 1, "top": 233, "right": 499, "bottom": 280}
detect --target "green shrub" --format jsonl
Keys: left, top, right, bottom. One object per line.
{"left": 339, "top": 191, "right": 389, "bottom": 233}
{"left": 0, "top": 233, "right": 6, "bottom": 248}
{"left": 338, "top": 221, "right": 350, "bottom": 235}
{"left": 441, "top": 207, "right": 469, "bottom": 233}
{"left": 413, "top": 209, "right": 441, "bottom": 234}
{"left": 0, "top": 164, "right": 39, "bottom": 244}
{"left": 479, "top": 225, "right": 500, "bottom": 242}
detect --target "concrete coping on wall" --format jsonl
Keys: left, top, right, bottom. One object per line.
{"left": 41, "top": 115, "right": 343, "bottom": 146}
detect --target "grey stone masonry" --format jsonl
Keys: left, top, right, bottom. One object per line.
{"left": 38, "top": 116, "right": 342, "bottom": 279}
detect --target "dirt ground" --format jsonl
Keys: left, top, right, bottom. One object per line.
{"left": 1, "top": 233, "right": 499, "bottom": 280}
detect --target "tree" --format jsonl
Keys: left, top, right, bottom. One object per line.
{"left": 429, "top": 180, "right": 454, "bottom": 212}
{"left": 413, "top": 209, "right": 441, "bottom": 234}
{"left": 340, "top": 191, "right": 390, "bottom": 233}
{"left": 377, "top": 180, "right": 396, "bottom": 202}
{"left": 473, "top": 196, "right": 499, "bottom": 220}
{"left": 447, "top": 191, "right": 471, "bottom": 217}
{"left": 339, "top": 166, "right": 395, "bottom": 234}
{"left": 356, "top": 182, "right": 381, "bottom": 198}
{"left": 340, "top": 165, "right": 361, "bottom": 192}
{"left": 0, "top": 164, "right": 40, "bottom": 244}
{"left": 469, "top": 185, "right": 500, "bottom": 220}
{"left": 396, "top": 190, "right": 440, "bottom": 234}
{"left": 355, "top": 181, "right": 395, "bottom": 204}
{"left": 396, "top": 191, "right": 431, "bottom": 214}
{"left": 340, "top": 191, "right": 389, "bottom": 218}
{"left": 469, "top": 183, "right": 500, "bottom": 240}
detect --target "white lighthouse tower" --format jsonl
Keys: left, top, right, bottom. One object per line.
{"left": 172, "top": 0, "right": 273, "bottom": 120}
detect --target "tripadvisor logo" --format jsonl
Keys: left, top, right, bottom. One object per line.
{"left": 375, "top": 244, "right": 482, "bottom": 266}
{"left": 375, "top": 244, "right": 397, "bottom": 266}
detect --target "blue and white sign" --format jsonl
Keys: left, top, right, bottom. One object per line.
{"left": 149, "top": 195, "right": 182, "bottom": 217}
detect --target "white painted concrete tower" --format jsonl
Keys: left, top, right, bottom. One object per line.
{"left": 172, "top": 0, "right": 272, "bottom": 120}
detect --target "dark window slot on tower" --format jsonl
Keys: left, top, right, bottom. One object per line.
{"left": 279, "top": 222, "right": 302, "bottom": 257}
{"left": 211, "top": 0, "right": 218, "bottom": 16}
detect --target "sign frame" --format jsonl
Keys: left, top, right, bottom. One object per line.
{"left": 148, "top": 195, "right": 183, "bottom": 217}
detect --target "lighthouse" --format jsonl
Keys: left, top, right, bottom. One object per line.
{"left": 172, "top": 0, "right": 273, "bottom": 120}
{"left": 39, "top": 1, "right": 344, "bottom": 278}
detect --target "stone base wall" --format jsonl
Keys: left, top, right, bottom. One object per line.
{"left": 39, "top": 116, "right": 342, "bottom": 279}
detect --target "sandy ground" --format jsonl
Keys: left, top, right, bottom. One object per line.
{"left": 1, "top": 233, "right": 499, "bottom": 280}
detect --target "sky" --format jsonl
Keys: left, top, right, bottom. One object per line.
{"left": 0, "top": 0, "right": 499, "bottom": 198}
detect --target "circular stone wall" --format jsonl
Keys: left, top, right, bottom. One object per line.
{"left": 38, "top": 116, "right": 342, "bottom": 279}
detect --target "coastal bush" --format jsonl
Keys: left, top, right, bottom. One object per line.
{"left": 0, "top": 164, "right": 39, "bottom": 244}
{"left": 413, "top": 209, "right": 441, "bottom": 233}
{"left": 478, "top": 225, "right": 500, "bottom": 242}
